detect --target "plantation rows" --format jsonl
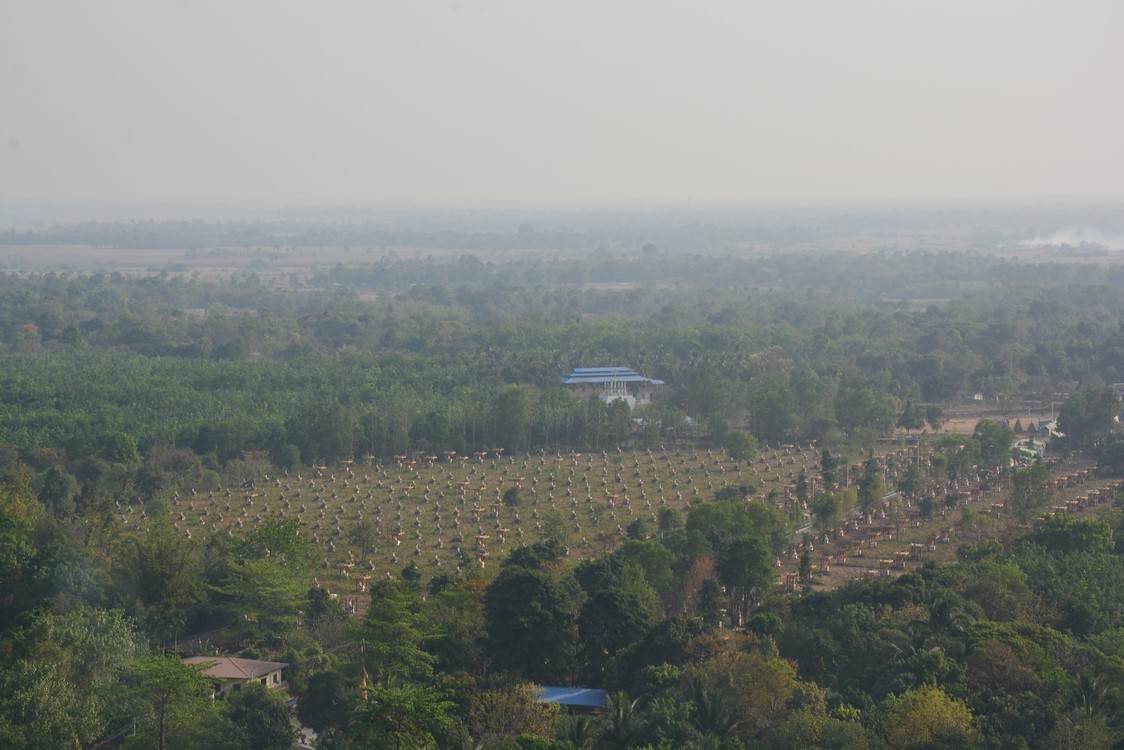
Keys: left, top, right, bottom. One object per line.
{"left": 133, "top": 442, "right": 1120, "bottom": 611}
{"left": 781, "top": 462, "right": 1122, "bottom": 590}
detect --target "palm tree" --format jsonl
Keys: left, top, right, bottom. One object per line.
{"left": 558, "top": 714, "right": 597, "bottom": 749}
{"left": 597, "top": 691, "right": 641, "bottom": 750}
{"left": 685, "top": 673, "right": 737, "bottom": 738}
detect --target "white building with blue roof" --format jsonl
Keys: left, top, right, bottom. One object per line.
{"left": 560, "top": 366, "right": 664, "bottom": 408}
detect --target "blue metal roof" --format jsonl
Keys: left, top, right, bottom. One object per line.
{"left": 536, "top": 686, "right": 609, "bottom": 708}
{"left": 569, "top": 367, "right": 635, "bottom": 373}
{"left": 560, "top": 367, "right": 664, "bottom": 386}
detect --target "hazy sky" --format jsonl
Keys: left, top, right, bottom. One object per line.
{"left": 2, "top": 1, "right": 1122, "bottom": 206}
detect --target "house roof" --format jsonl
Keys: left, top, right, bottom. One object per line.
{"left": 536, "top": 686, "right": 609, "bottom": 708}
{"left": 183, "top": 656, "right": 288, "bottom": 681}
{"left": 560, "top": 367, "right": 664, "bottom": 386}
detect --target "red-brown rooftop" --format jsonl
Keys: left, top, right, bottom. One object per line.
{"left": 183, "top": 656, "right": 288, "bottom": 680}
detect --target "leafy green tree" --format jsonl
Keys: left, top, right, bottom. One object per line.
{"left": 812, "top": 488, "right": 856, "bottom": 531}
{"left": 104, "top": 431, "right": 141, "bottom": 466}
{"left": 698, "top": 579, "right": 724, "bottom": 628}
{"left": 503, "top": 539, "right": 567, "bottom": 571}
{"left": 1014, "top": 543, "right": 1124, "bottom": 634}
{"left": 484, "top": 566, "right": 576, "bottom": 682}
{"left": 716, "top": 537, "right": 775, "bottom": 627}
{"left": 136, "top": 443, "right": 205, "bottom": 500}
{"left": 857, "top": 458, "right": 884, "bottom": 515}
{"left": 686, "top": 498, "right": 789, "bottom": 557}
{"left": 1097, "top": 439, "right": 1124, "bottom": 476}
{"left": 820, "top": 449, "right": 839, "bottom": 489}
{"left": 580, "top": 395, "right": 608, "bottom": 449}
{"left": 798, "top": 551, "right": 812, "bottom": 586}
{"left": 195, "top": 418, "right": 262, "bottom": 465}
{"left": 973, "top": 419, "right": 1016, "bottom": 468}
{"left": 227, "top": 683, "right": 299, "bottom": 750}
{"left": 356, "top": 578, "right": 435, "bottom": 684}
{"left": 557, "top": 714, "right": 600, "bottom": 749}
{"left": 606, "top": 398, "right": 632, "bottom": 444}
{"left": 746, "top": 612, "right": 784, "bottom": 640}
{"left": 467, "top": 683, "right": 561, "bottom": 749}
{"left": 875, "top": 642, "right": 968, "bottom": 699}
{"left": 931, "top": 436, "right": 973, "bottom": 481}
{"left": 812, "top": 492, "right": 840, "bottom": 532}
{"left": 723, "top": 653, "right": 809, "bottom": 743}
{"left": 0, "top": 509, "right": 35, "bottom": 629}
{"left": 1041, "top": 709, "right": 1117, "bottom": 750}
{"left": 795, "top": 471, "right": 809, "bottom": 507}
{"left": 1026, "top": 515, "right": 1113, "bottom": 554}
{"left": 835, "top": 382, "right": 896, "bottom": 436}
{"left": 0, "top": 606, "right": 147, "bottom": 750}
{"left": 114, "top": 525, "right": 205, "bottom": 644}
{"left": 297, "top": 671, "right": 352, "bottom": 735}
{"left": 123, "top": 655, "right": 215, "bottom": 750}
{"left": 614, "top": 540, "right": 676, "bottom": 605}
{"left": 37, "top": 467, "right": 77, "bottom": 517}
{"left": 350, "top": 683, "right": 454, "bottom": 750}
{"left": 598, "top": 691, "right": 642, "bottom": 750}
{"left": 305, "top": 586, "right": 348, "bottom": 628}
{"left": 410, "top": 410, "right": 450, "bottom": 452}
{"left": 687, "top": 374, "right": 741, "bottom": 438}
{"left": 579, "top": 586, "right": 655, "bottom": 676}
{"left": 348, "top": 518, "right": 380, "bottom": 559}
{"left": 493, "top": 386, "right": 530, "bottom": 452}
{"left": 216, "top": 558, "right": 306, "bottom": 646}
{"left": 285, "top": 401, "right": 357, "bottom": 464}
{"left": 918, "top": 495, "right": 936, "bottom": 520}
{"left": 403, "top": 567, "right": 427, "bottom": 595}
{"left": 926, "top": 404, "right": 945, "bottom": 432}
{"left": 767, "top": 708, "right": 877, "bottom": 749}
{"left": 963, "top": 638, "right": 1042, "bottom": 704}
{"left": 898, "top": 400, "right": 926, "bottom": 432}
{"left": 897, "top": 464, "right": 925, "bottom": 499}
{"left": 1058, "top": 385, "right": 1121, "bottom": 449}
{"left": 712, "top": 485, "right": 754, "bottom": 503}
{"left": 1009, "top": 462, "right": 1052, "bottom": 523}
{"left": 424, "top": 578, "right": 487, "bottom": 675}
{"left": 749, "top": 378, "right": 797, "bottom": 443}
{"left": 236, "top": 517, "right": 315, "bottom": 570}
{"left": 1, "top": 660, "right": 94, "bottom": 750}
{"left": 877, "top": 684, "right": 978, "bottom": 748}
{"left": 722, "top": 429, "right": 758, "bottom": 463}
{"left": 657, "top": 507, "right": 681, "bottom": 532}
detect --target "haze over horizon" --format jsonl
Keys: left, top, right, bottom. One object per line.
{"left": 3, "top": 1, "right": 1122, "bottom": 208}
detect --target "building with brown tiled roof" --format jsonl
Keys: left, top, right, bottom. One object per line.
{"left": 183, "top": 655, "right": 287, "bottom": 698}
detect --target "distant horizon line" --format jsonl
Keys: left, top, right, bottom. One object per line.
{"left": 3, "top": 194, "right": 1122, "bottom": 219}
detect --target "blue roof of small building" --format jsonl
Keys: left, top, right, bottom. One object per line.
{"left": 560, "top": 367, "right": 664, "bottom": 386}
{"left": 536, "top": 686, "right": 609, "bottom": 708}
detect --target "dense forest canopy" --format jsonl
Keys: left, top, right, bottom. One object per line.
{"left": 2, "top": 249, "right": 1124, "bottom": 467}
